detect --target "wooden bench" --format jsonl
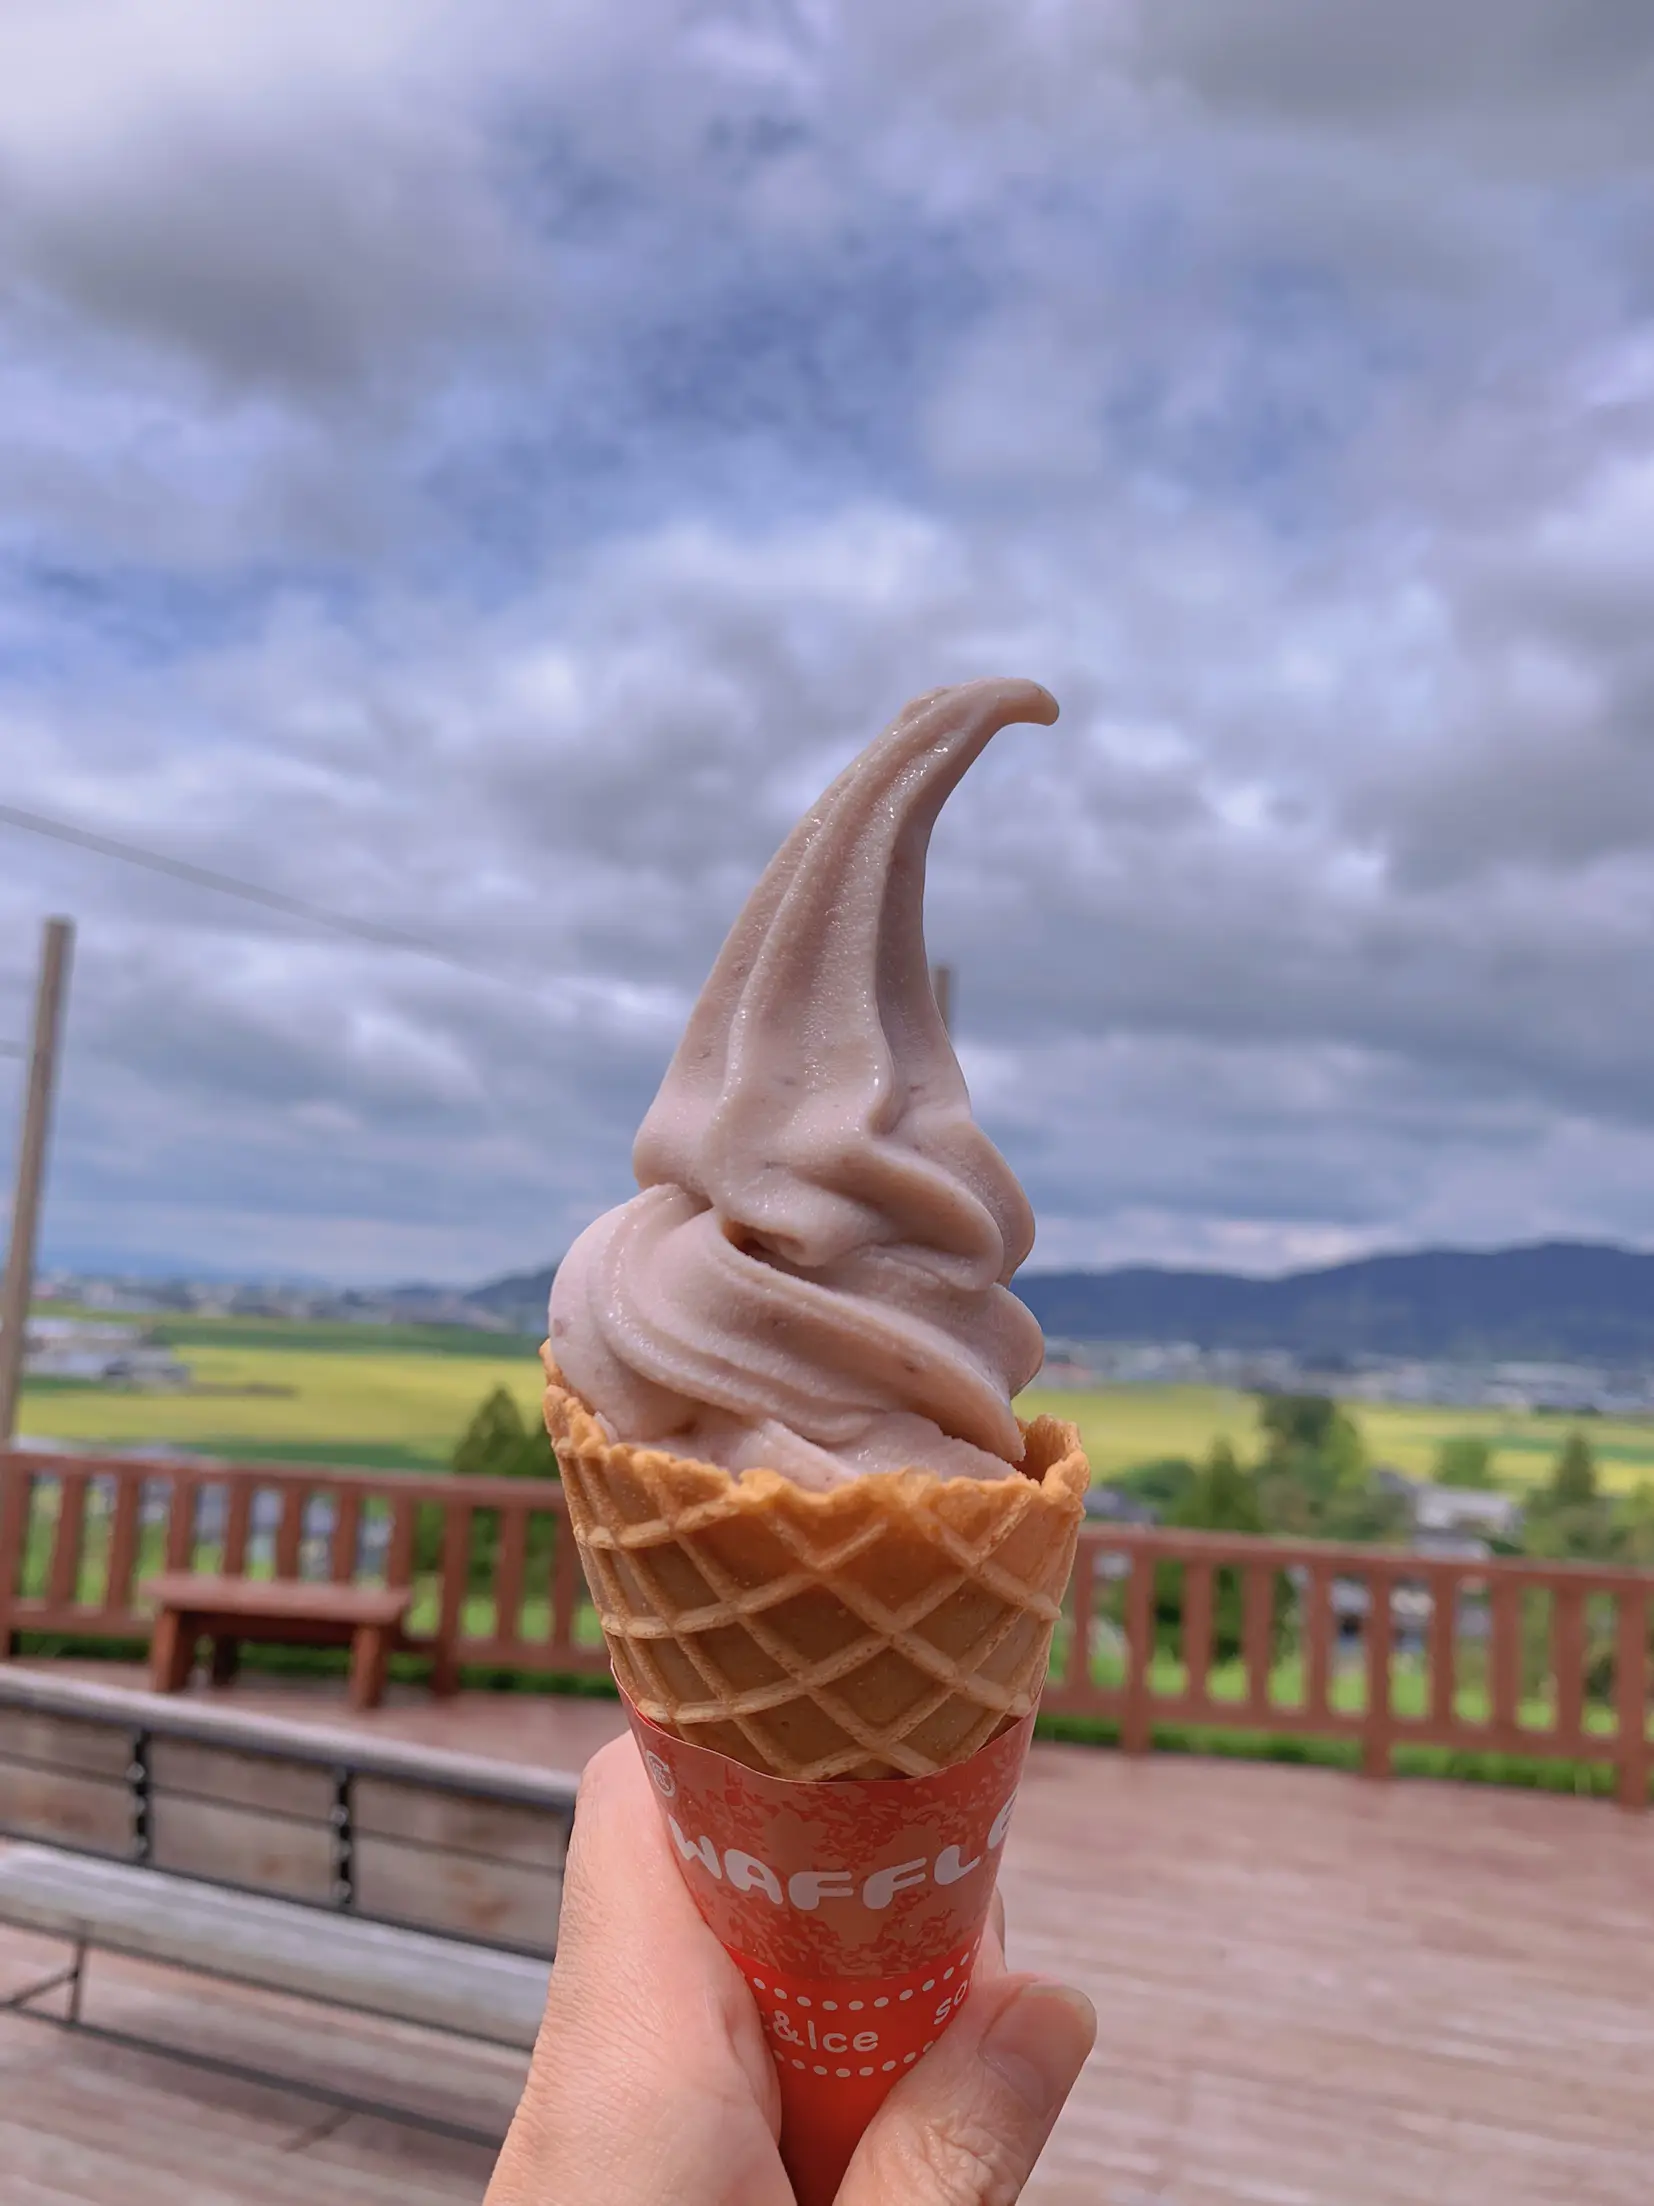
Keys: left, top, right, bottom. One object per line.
{"left": 144, "top": 1574, "right": 412, "bottom": 1710}
{"left": 0, "top": 1667, "right": 578, "bottom": 2142}
{"left": 0, "top": 1843, "right": 548, "bottom": 2042}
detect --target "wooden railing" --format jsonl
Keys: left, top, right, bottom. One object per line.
{"left": 2, "top": 1450, "right": 1650, "bottom": 1807}
{"left": 1049, "top": 1527, "right": 1652, "bottom": 1810}
{"left": 0, "top": 1447, "right": 607, "bottom": 1694}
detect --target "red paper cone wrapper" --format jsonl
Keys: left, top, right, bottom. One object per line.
{"left": 623, "top": 1695, "right": 1036, "bottom": 2205}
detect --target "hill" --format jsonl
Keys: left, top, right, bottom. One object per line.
{"left": 466, "top": 1240, "right": 1654, "bottom": 1363}
{"left": 466, "top": 1265, "right": 557, "bottom": 1337}
{"left": 1015, "top": 1241, "right": 1654, "bottom": 1362}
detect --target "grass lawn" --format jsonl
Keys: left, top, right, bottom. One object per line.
{"left": 1075, "top": 1640, "right": 1616, "bottom": 1738}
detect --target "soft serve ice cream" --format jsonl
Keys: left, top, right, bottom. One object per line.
{"left": 542, "top": 688, "right": 1088, "bottom": 2192}
{"left": 548, "top": 677, "right": 1057, "bottom": 1491}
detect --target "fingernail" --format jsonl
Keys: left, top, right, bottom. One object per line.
{"left": 979, "top": 1983, "right": 1096, "bottom": 2115}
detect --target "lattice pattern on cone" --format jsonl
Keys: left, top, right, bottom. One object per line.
{"left": 542, "top": 1351, "right": 1088, "bottom": 1779}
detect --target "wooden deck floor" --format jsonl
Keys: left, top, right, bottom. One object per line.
{"left": 7, "top": 1667, "right": 1654, "bottom": 2204}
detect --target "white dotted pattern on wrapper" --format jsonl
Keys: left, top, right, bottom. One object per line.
{"left": 746, "top": 1935, "right": 979, "bottom": 2084}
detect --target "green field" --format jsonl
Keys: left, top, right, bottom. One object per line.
{"left": 1008, "top": 1385, "right": 1654, "bottom": 1494}
{"left": 16, "top": 1320, "right": 1654, "bottom": 1491}
{"left": 18, "top": 1325, "right": 548, "bottom": 1470}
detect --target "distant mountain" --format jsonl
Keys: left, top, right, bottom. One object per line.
{"left": 464, "top": 1240, "right": 1654, "bottom": 1363}
{"left": 1016, "top": 1241, "right": 1654, "bottom": 1363}
{"left": 467, "top": 1264, "right": 557, "bottom": 1337}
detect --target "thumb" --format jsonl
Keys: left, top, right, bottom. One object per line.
{"left": 835, "top": 1973, "right": 1095, "bottom": 2205}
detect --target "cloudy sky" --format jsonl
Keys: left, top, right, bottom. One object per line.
{"left": 4, "top": 1, "right": 1654, "bottom": 1288}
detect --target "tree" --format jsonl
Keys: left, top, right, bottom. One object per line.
{"left": 1315, "top": 1478, "right": 1414, "bottom": 1546}
{"left": 1162, "top": 1441, "right": 1279, "bottom": 1663}
{"left": 1116, "top": 1456, "right": 1198, "bottom": 1518}
{"left": 1249, "top": 1391, "right": 1413, "bottom": 1545}
{"left": 1254, "top": 1393, "right": 1368, "bottom": 1536}
{"left": 1172, "top": 1440, "right": 1264, "bottom": 1536}
{"left": 418, "top": 1388, "right": 559, "bottom": 1579}
{"left": 1523, "top": 1430, "right": 1614, "bottom": 1564}
{"left": 1550, "top": 1431, "right": 1598, "bottom": 1509}
{"left": 1434, "top": 1436, "right": 1495, "bottom": 1489}
{"left": 1258, "top": 1394, "right": 1362, "bottom": 1472}
{"left": 1617, "top": 1483, "right": 1654, "bottom": 1571}
{"left": 449, "top": 1386, "right": 557, "bottom": 1482}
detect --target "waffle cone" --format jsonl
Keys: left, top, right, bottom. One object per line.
{"left": 542, "top": 1351, "right": 1088, "bottom": 1780}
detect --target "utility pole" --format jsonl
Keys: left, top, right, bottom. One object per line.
{"left": 931, "top": 962, "right": 954, "bottom": 1038}
{"left": 0, "top": 918, "right": 74, "bottom": 1446}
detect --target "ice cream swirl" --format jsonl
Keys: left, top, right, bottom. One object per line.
{"left": 547, "top": 678, "right": 1056, "bottom": 1489}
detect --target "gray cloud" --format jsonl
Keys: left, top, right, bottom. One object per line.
{"left": 4, "top": 0, "right": 1654, "bottom": 1282}
{"left": 1128, "top": 0, "right": 1654, "bottom": 160}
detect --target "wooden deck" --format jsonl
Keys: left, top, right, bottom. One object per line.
{"left": 5, "top": 1667, "right": 1654, "bottom": 2204}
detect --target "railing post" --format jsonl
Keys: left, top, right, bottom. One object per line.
{"left": 274, "top": 1487, "right": 306, "bottom": 1579}
{"left": 1615, "top": 1589, "right": 1649, "bottom": 1813}
{"left": 1243, "top": 1562, "right": 1274, "bottom": 1720}
{"left": 1182, "top": 1560, "right": 1212, "bottom": 1708}
{"left": 434, "top": 1501, "right": 471, "bottom": 1696}
{"left": 1427, "top": 1564, "right": 1458, "bottom": 1729}
{"left": 1489, "top": 1577, "right": 1522, "bottom": 1744}
{"left": 1121, "top": 1548, "right": 1154, "bottom": 1755}
{"left": 47, "top": 1468, "right": 88, "bottom": 1610}
{"left": 103, "top": 1467, "right": 142, "bottom": 1621}
{"left": 385, "top": 1497, "right": 417, "bottom": 1589}
{"left": 330, "top": 1486, "right": 362, "bottom": 1584}
{"left": 1062, "top": 1539, "right": 1097, "bottom": 1702}
{"left": 0, "top": 1456, "right": 30, "bottom": 1656}
{"left": 1363, "top": 1562, "right": 1394, "bottom": 1780}
{"left": 164, "top": 1475, "right": 197, "bottom": 1573}
{"left": 1303, "top": 1562, "right": 1331, "bottom": 1720}
{"left": 493, "top": 1503, "right": 527, "bottom": 1650}
{"left": 1552, "top": 1584, "right": 1587, "bottom": 1750}
{"left": 214, "top": 1477, "right": 249, "bottom": 1579}
{"left": 550, "top": 1499, "right": 580, "bottom": 1657}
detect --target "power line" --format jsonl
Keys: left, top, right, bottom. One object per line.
{"left": 0, "top": 799, "right": 510, "bottom": 986}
